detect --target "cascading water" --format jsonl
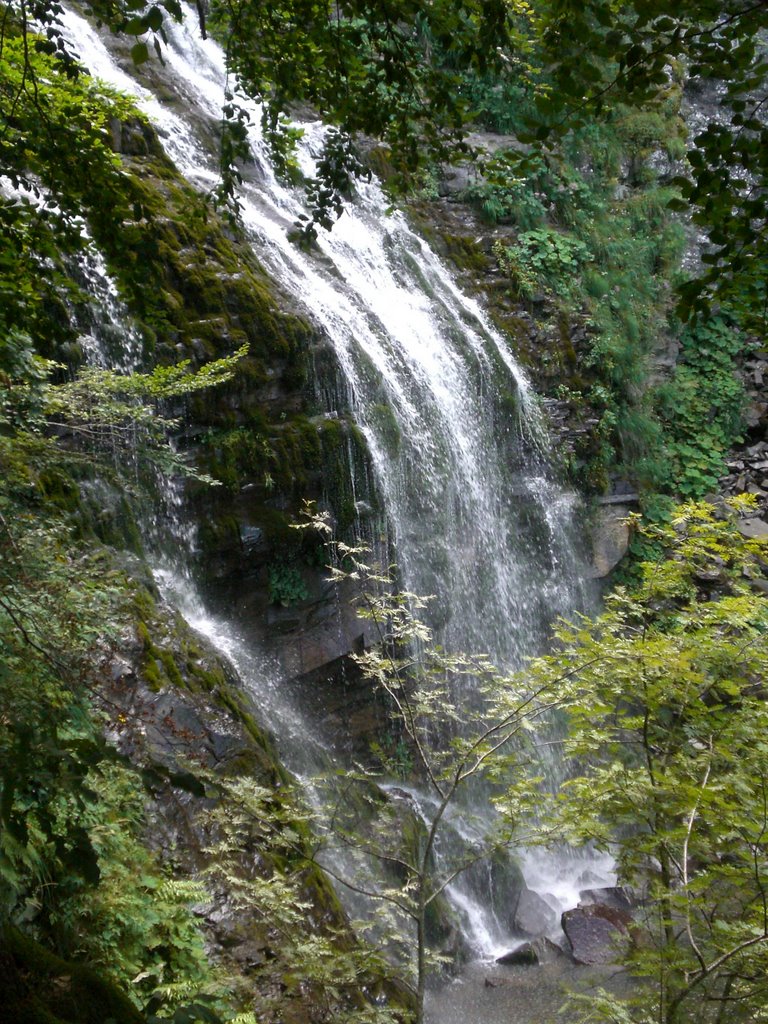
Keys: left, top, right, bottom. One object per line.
{"left": 57, "top": 1, "right": 611, "bottom": 984}
{"left": 59, "top": 5, "right": 592, "bottom": 666}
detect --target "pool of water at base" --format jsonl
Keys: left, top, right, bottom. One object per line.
{"left": 425, "top": 957, "right": 634, "bottom": 1024}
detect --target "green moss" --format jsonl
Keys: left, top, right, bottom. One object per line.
{"left": 439, "top": 233, "right": 488, "bottom": 273}
{"left": 0, "top": 925, "right": 143, "bottom": 1024}
{"left": 424, "top": 889, "right": 459, "bottom": 948}
{"left": 158, "top": 648, "right": 185, "bottom": 689}
{"left": 142, "top": 657, "right": 163, "bottom": 691}
{"left": 369, "top": 402, "right": 402, "bottom": 457}
{"left": 37, "top": 469, "right": 80, "bottom": 512}
{"left": 186, "top": 661, "right": 228, "bottom": 693}
{"left": 320, "top": 419, "right": 358, "bottom": 534}
{"left": 132, "top": 586, "right": 156, "bottom": 621}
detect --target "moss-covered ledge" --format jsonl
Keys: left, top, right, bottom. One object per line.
{"left": 0, "top": 925, "right": 143, "bottom": 1024}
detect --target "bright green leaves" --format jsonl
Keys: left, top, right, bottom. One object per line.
{"left": 493, "top": 228, "right": 591, "bottom": 298}
{"left": 209, "top": 0, "right": 523, "bottom": 201}
{"left": 486, "top": 114, "right": 686, "bottom": 493}
{"left": 295, "top": 504, "right": 554, "bottom": 1018}
{"left": 653, "top": 316, "right": 746, "bottom": 499}
{"left": 525, "top": 500, "right": 768, "bottom": 1022}
{"left": 527, "top": 0, "right": 768, "bottom": 328}
{"left": 1, "top": 344, "right": 248, "bottom": 491}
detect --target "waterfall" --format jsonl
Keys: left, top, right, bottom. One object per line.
{"left": 57, "top": 3, "right": 607, "bottom": 970}
{"left": 59, "top": 5, "right": 591, "bottom": 666}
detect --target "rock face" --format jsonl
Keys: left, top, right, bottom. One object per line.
{"left": 561, "top": 900, "right": 632, "bottom": 965}
{"left": 738, "top": 516, "right": 768, "bottom": 540}
{"left": 96, "top": 581, "right": 418, "bottom": 1019}
{"left": 719, "top": 350, "right": 768, "bottom": 524}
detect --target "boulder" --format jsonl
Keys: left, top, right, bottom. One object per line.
{"left": 578, "top": 886, "right": 634, "bottom": 913}
{"left": 576, "top": 869, "right": 606, "bottom": 888}
{"left": 590, "top": 506, "right": 631, "bottom": 578}
{"left": 495, "top": 937, "right": 569, "bottom": 967}
{"left": 496, "top": 943, "right": 539, "bottom": 966}
{"left": 738, "top": 517, "right": 768, "bottom": 540}
{"left": 513, "top": 887, "right": 558, "bottom": 937}
{"left": 562, "top": 905, "right": 629, "bottom": 965}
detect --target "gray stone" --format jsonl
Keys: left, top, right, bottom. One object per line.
{"left": 746, "top": 404, "right": 768, "bottom": 428}
{"left": 590, "top": 506, "right": 631, "bottom": 578}
{"left": 495, "top": 937, "right": 568, "bottom": 967}
{"left": 578, "top": 887, "right": 634, "bottom": 912}
{"left": 576, "top": 869, "right": 605, "bottom": 888}
{"left": 562, "top": 906, "right": 629, "bottom": 965}
{"left": 496, "top": 943, "right": 539, "bottom": 966}
{"left": 513, "top": 887, "right": 558, "bottom": 937}
{"left": 597, "top": 493, "right": 639, "bottom": 506}
{"left": 738, "top": 517, "right": 768, "bottom": 540}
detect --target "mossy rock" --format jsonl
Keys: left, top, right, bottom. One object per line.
{"left": 0, "top": 925, "right": 143, "bottom": 1024}
{"left": 438, "top": 233, "right": 489, "bottom": 274}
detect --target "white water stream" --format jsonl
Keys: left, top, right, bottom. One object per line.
{"left": 58, "top": 1, "right": 612, "bottom": 991}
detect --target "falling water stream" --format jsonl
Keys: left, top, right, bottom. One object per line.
{"left": 58, "top": 5, "right": 615, "bottom": 1014}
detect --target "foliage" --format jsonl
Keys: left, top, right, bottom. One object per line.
{"left": 206, "top": 0, "right": 524, "bottom": 203}
{"left": 485, "top": 112, "right": 686, "bottom": 490}
{"left": 42, "top": 346, "right": 249, "bottom": 482}
{"left": 523, "top": 499, "right": 768, "bottom": 1023}
{"left": 0, "top": 496, "right": 223, "bottom": 1016}
{"left": 6, "top": 0, "right": 766, "bottom": 333}
{"left": 293, "top": 127, "right": 371, "bottom": 243}
{"left": 0, "top": 235, "right": 245, "bottom": 1021}
{"left": 0, "top": 361, "right": 245, "bottom": 1021}
{"left": 524, "top": 0, "right": 768, "bottom": 328}
{"left": 494, "top": 228, "right": 590, "bottom": 298}
{"left": 267, "top": 562, "right": 309, "bottom": 606}
{"left": 1, "top": 922, "right": 145, "bottom": 1024}
{"left": 201, "top": 772, "right": 402, "bottom": 1024}
{"left": 654, "top": 317, "right": 746, "bottom": 498}
{"left": 463, "top": 177, "right": 547, "bottom": 228}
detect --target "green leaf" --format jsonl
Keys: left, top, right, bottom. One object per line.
{"left": 130, "top": 42, "right": 150, "bottom": 65}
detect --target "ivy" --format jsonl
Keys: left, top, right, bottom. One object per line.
{"left": 267, "top": 563, "right": 309, "bottom": 606}
{"left": 494, "top": 228, "right": 591, "bottom": 297}
{"left": 654, "top": 317, "right": 746, "bottom": 498}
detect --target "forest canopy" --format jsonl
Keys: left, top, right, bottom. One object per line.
{"left": 4, "top": 0, "right": 765, "bottom": 317}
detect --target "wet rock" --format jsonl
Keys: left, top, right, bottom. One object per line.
{"left": 746, "top": 403, "right": 768, "bottom": 429}
{"left": 496, "top": 943, "right": 539, "bottom": 966}
{"left": 578, "top": 887, "right": 634, "bottom": 913}
{"left": 576, "top": 869, "right": 605, "bottom": 888}
{"left": 561, "top": 905, "right": 630, "bottom": 965}
{"left": 598, "top": 493, "right": 639, "bottom": 506}
{"left": 495, "top": 937, "right": 568, "bottom": 967}
{"left": 590, "top": 506, "right": 631, "bottom": 578}
{"left": 513, "top": 887, "right": 558, "bottom": 937}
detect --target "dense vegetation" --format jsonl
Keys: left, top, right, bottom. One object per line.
{"left": 530, "top": 498, "right": 768, "bottom": 1023}
{"left": 1, "top": 0, "right": 767, "bottom": 1022}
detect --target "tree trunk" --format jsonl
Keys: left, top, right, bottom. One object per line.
{"left": 416, "top": 908, "right": 426, "bottom": 1024}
